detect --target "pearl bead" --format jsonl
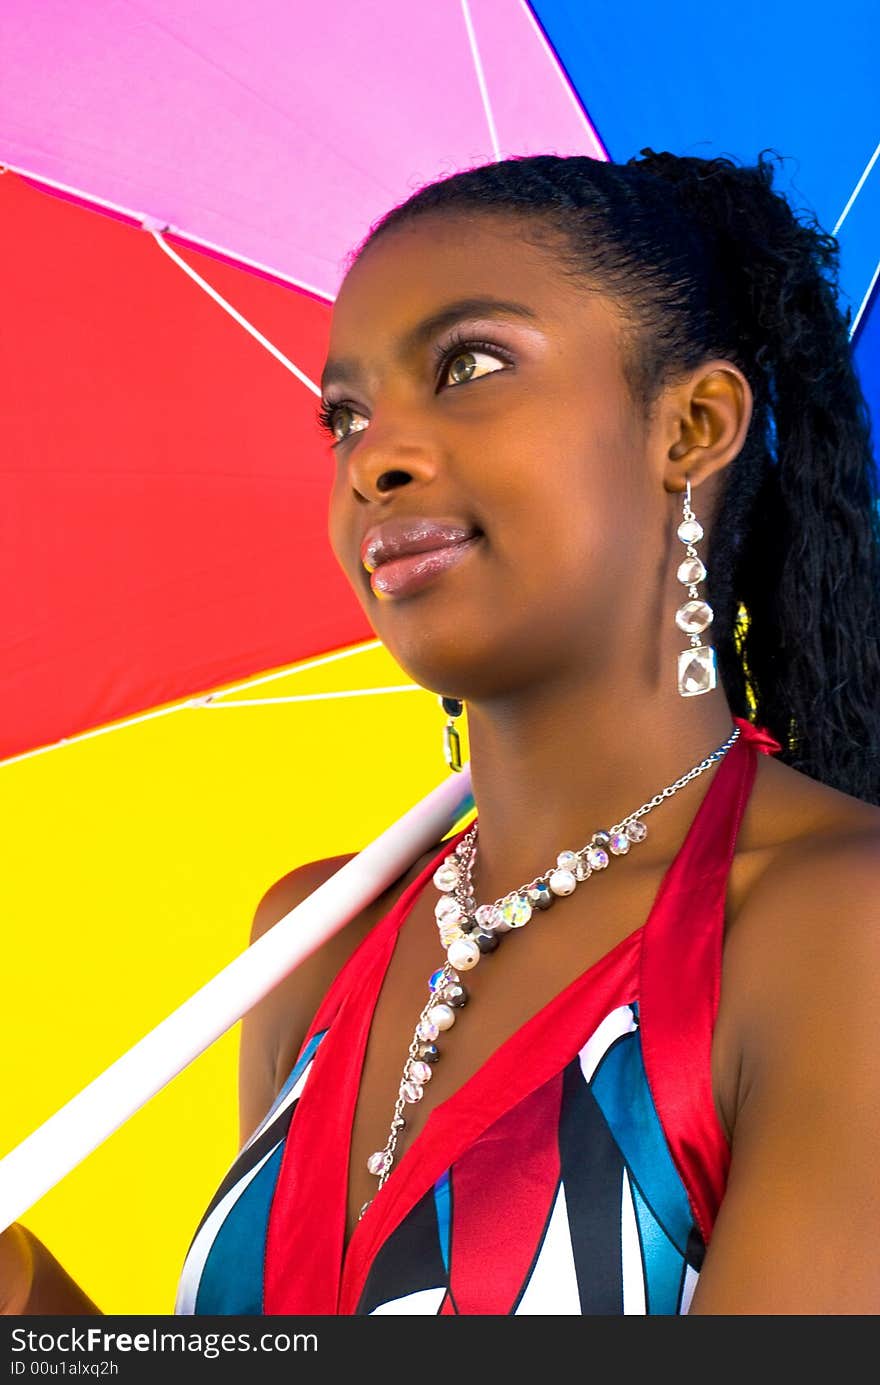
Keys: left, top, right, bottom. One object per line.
{"left": 548, "top": 868, "right": 577, "bottom": 896}
{"left": 447, "top": 936, "right": 481, "bottom": 971}
{"left": 427, "top": 1003, "right": 456, "bottom": 1031}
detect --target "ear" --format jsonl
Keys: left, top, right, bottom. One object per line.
{"left": 660, "top": 360, "right": 753, "bottom": 495}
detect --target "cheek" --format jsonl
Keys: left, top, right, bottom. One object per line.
{"left": 485, "top": 418, "right": 621, "bottom": 576}
{"left": 480, "top": 416, "right": 651, "bottom": 638}
{"left": 327, "top": 476, "right": 355, "bottom": 577}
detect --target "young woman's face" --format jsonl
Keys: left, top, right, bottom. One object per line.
{"left": 323, "top": 211, "right": 670, "bottom": 701}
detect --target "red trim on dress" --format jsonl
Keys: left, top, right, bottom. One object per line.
{"left": 639, "top": 714, "right": 781, "bottom": 1242}
{"left": 263, "top": 715, "right": 781, "bottom": 1314}
{"left": 338, "top": 931, "right": 640, "bottom": 1315}
{"left": 263, "top": 833, "right": 464, "bottom": 1315}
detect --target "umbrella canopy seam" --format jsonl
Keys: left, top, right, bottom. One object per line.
{"left": 0, "top": 642, "right": 389, "bottom": 770}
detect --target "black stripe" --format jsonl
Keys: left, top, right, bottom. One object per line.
{"left": 357, "top": 1185, "right": 448, "bottom": 1315}
{"left": 558, "top": 1056, "right": 627, "bottom": 1314}
{"left": 685, "top": 1223, "right": 705, "bottom": 1272}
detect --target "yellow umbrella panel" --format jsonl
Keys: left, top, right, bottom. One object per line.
{"left": 1, "top": 640, "right": 473, "bottom": 1313}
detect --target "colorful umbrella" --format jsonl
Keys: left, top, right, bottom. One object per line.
{"left": 1, "top": 0, "right": 877, "bottom": 1312}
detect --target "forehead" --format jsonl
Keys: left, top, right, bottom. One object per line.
{"left": 333, "top": 210, "right": 601, "bottom": 329}
{"left": 322, "top": 212, "right": 612, "bottom": 391}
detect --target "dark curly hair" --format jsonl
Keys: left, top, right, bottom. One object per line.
{"left": 348, "top": 149, "right": 880, "bottom": 806}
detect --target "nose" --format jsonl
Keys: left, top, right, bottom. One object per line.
{"left": 345, "top": 424, "right": 442, "bottom": 503}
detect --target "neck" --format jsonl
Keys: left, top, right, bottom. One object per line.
{"left": 462, "top": 676, "right": 737, "bottom": 904}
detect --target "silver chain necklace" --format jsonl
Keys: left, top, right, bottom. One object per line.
{"left": 358, "top": 721, "right": 741, "bottom": 1219}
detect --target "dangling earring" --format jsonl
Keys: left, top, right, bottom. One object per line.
{"left": 675, "top": 477, "right": 717, "bottom": 696}
{"left": 439, "top": 696, "right": 464, "bottom": 771}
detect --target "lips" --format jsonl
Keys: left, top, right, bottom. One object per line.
{"left": 360, "top": 517, "right": 480, "bottom": 573}
{"left": 368, "top": 533, "right": 482, "bottom": 598}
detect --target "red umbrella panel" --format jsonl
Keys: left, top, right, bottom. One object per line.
{"left": 1, "top": 170, "right": 373, "bottom": 764}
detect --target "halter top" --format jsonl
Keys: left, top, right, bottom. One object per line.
{"left": 175, "top": 715, "right": 782, "bottom": 1315}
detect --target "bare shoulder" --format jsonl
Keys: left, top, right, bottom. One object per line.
{"left": 735, "top": 749, "right": 879, "bottom": 871}
{"left": 238, "top": 841, "right": 446, "bottom": 1146}
{"left": 694, "top": 763, "right": 880, "bottom": 1311}
{"left": 716, "top": 753, "right": 880, "bottom": 1131}
{"left": 732, "top": 751, "right": 879, "bottom": 943}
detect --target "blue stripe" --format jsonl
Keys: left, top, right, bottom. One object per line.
{"left": 630, "top": 1179, "right": 688, "bottom": 1315}
{"left": 433, "top": 1169, "right": 451, "bottom": 1272}
{"left": 195, "top": 1142, "right": 285, "bottom": 1314}
{"left": 266, "top": 1029, "right": 327, "bottom": 1117}
{"left": 189, "top": 1030, "right": 328, "bottom": 1314}
{"left": 589, "top": 1028, "right": 693, "bottom": 1256}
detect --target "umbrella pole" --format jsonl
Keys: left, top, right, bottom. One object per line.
{"left": 0, "top": 766, "right": 474, "bottom": 1231}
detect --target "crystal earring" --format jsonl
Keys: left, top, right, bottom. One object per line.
{"left": 439, "top": 696, "right": 464, "bottom": 771}
{"left": 675, "top": 478, "right": 717, "bottom": 696}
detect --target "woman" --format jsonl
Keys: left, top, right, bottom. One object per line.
{"left": 5, "top": 149, "right": 880, "bottom": 1315}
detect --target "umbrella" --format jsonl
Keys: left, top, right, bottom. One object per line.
{"left": 1, "top": 0, "right": 877, "bottom": 1313}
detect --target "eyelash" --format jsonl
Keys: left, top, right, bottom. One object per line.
{"left": 315, "top": 330, "right": 514, "bottom": 445}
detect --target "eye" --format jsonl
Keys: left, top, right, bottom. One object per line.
{"left": 317, "top": 396, "right": 368, "bottom": 443}
{"left": 317, "top": 333, "right": 512, "bottom": 445}
{"left": 437, "top": 340, "right": 512, "bottom": 390}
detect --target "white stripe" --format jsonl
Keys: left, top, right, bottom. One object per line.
{"left": 833, "top": 140, "right": 880, "bottom": 236}
{"left": 620, "top": 1170, "right": 647, "bottom": 1314}
{"left": 577, "top": 1004, "right": 638, "bottom": 1083}
{"left": 0, "top": 640, "right": 384, "bottom": 768}
{"left": 514, "top": 1181, "right": 581, "bottom": 1314}
{"left": 369, "top": 1287, "right": 447, "bottom": 1315}
{"left": 174, "top": 1143, "right": 277, "bottom": 1314}
{"left": 680, "top": 1263, "right": 699, "bottom": 1315}
{"left": 460, "top": 1, "right": 501, "bottom": 163}
{"left": 239, "top": 1054, "right": 317, "bottom": 1155}
{"left": 201, "top": 684, "right": 420, "bottom": 709}
{"left": 149, "top": 231, "right": 322, "bottom": 395}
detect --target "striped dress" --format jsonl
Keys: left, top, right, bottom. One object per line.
{"left": 176, "top": 714, "right": 782, "bottom": 1315}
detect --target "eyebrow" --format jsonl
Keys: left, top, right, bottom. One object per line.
{"left": 320, "top": 295, "right": 540, "bottom": 394}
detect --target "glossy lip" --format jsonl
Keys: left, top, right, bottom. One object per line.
{"left": 360, "top": 517, "right": 480, "bottom": 573}
{"left": 369, "top": 533, "right": 483, "bottom": 599}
